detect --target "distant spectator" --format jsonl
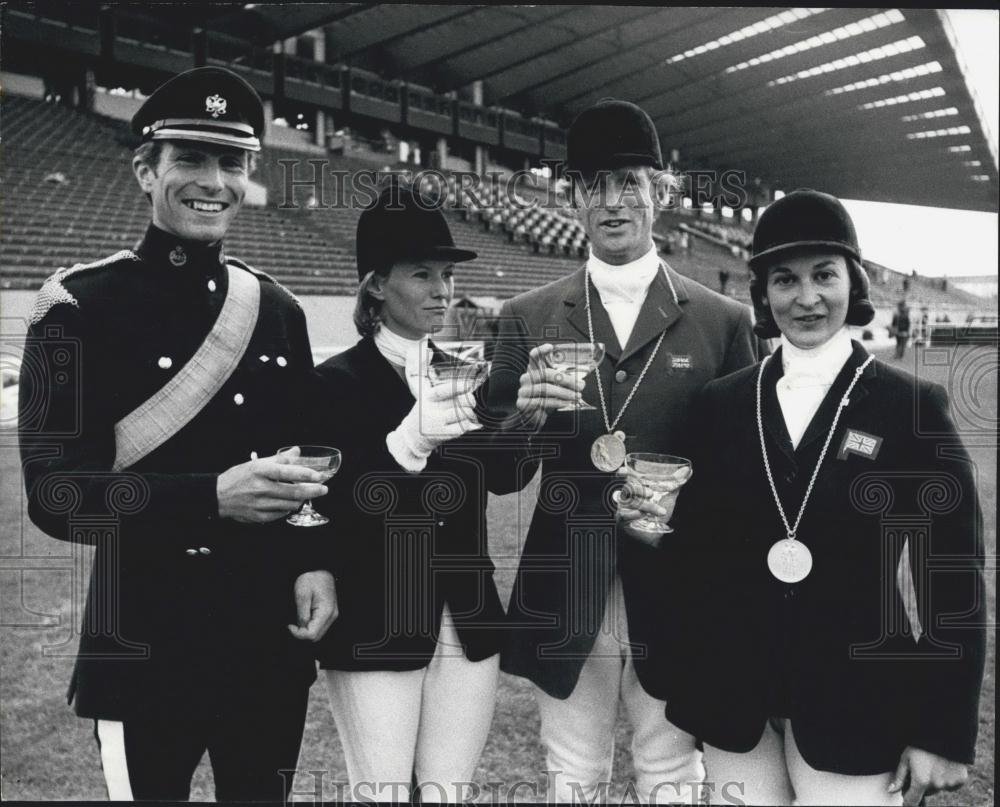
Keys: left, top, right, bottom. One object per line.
{"left": 890, "top": 299, "right": 911, "bottom": 359}
{"left": 719, "top": 269, "right": 730, "bottom": 296}
{"left": 914, "top": 307, "right": 930, "bottom": 346}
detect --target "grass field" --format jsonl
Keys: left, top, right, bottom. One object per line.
{"left": 1, "top": 345, "right": 995, "bottom": 803}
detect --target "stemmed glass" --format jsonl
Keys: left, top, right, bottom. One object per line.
{"left": 622, "top": 453, "right": 692, "bottom": 536}
{"left": 425, "top": 340, "right": 490, "bottom": 395}
{"left": 548, "top": 342, "right": 605, "bottom": 411}
{"left": 278, "top": 445, "right": 341, "bottom": 527}
{"left": 426, "top": 357, "right": 490, "bottom": 394}
{"left": 420, "top": 344, "right": 490, "bottom": 439}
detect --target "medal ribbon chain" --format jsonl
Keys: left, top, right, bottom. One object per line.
{"left": 585, "top": 264, "right": 678, "bottom": 434}
{"left": 756, "top": 353, "right": 874, "bottom": 541}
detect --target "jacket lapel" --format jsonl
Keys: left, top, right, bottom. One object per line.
{"left": 358, "top": 337, "right": 415, "bottom": 421}
{"left": 563, "top": 266, "right": 623, "bottom": 360}
{"left": 796, "top": 341, "right": 873, "bottom": 455}
{"left": 619, "top": 263, "right": 689, "bottom": 364}
{"left": 760, "top": 347, "right": 796, "bottom": 465}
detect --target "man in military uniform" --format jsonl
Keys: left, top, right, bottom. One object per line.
{"left": 18, "top": 67, "right": 337, "bottom": 801}
{"left": 485, "top": 99, "right": 763, "bottom": 802}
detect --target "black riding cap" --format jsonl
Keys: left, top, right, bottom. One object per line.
{"left": 356, "top": 184, "right": 477, "bottom": 281}
{"left": 566, "top": 98, "right": 663, "bottom": 174}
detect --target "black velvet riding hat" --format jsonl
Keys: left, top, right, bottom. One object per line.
{"left": 356, "top": 183, "right": 477, "bottom": 281}
{"left": 566, "top": 98, "right": 663, "bottom": 174}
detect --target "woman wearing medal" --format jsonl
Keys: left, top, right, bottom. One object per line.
{"left": 312, "top": 183, "right": 505, "bottom": 802}
{"left": 654, "top": 190, "right": 986, "bottom": 805}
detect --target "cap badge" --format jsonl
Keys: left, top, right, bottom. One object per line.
{"left": 205, "top": 94, "right": 227, "bottom": 118}
{"left": 169, "top": 246, "right": 188, "bottom": 267}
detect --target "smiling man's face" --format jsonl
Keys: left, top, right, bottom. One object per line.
{"left": 574, "top": 165, "right": 659, "bottom": 265}
{"left": 133, "top": 140, "right": 248, "bottom": 243}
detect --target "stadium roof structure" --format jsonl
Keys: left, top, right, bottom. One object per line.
{"left": 213, "top": 4, "right": 997, "bottom": 214}
{"left": 5, "top": 4, "right": 997, "bottom": 213}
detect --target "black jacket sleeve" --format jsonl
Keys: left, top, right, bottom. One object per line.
{"left": 478, "top": 298, "right": 547, "bottom": 494}
{"left": 283, "top": 303, "right": 338, "bottom": 579}
{"left": 721, "top": 305, "right": 769, "bottom": 375}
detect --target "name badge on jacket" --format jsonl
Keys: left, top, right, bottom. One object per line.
{"left": 837, "top": 428, "right": 883, "bottom": 461}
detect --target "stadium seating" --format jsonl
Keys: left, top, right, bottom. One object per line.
{"left": 0, "top": 96, "right": 586, "bottom": 299}
{"left": 1, "top": 95, "right": 981, "bottom": 309}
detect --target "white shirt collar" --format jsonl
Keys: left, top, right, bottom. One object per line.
{"left": 779, "top": 327, "right": 854, "bottom": 388}
{"left": 374, "top": 324, "right": 424, "bottom": 367}
{"left": 374, "top": 325, "right": 430, "bottom": 397}
{"left": 586, "top": 244, "right": 661, "bottom": 304}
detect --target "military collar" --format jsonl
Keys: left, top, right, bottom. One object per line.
{"left": 135, "top": 223, "right": 227, "bottom": 270}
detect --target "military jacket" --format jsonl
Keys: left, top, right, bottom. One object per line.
{"left": 18, "top": 223, "right": 328, "bottom": 721}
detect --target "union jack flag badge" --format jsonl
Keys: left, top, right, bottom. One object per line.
{"left": 837, "top": 428, "right": 883, "bottom": 461}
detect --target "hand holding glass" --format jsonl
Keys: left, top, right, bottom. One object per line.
{"left": 278, "top": 445, "right": 341, "bottom": 527}
{"left": 621, "top": 453, "right": 692, "bottom": 536}
{"left": 547, "top": 342, "right": 605, "bottom": 411}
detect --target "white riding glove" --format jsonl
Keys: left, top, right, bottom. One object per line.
{"left": 386, "top": 378, "right": 481, "bottom": 473}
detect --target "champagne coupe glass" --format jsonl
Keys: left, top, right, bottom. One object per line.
{"left": 279, "top": 445, "right": 341, "bottom": 527}
{"left": 426, "top": 357, "right": 490, "bottom": 394}
{"left": 622, "top": 453, "right": 692, "bottom": 536}
{"left": 422, "top": 351, "right": 489, "bottom": 440}
{"left": 426, "top": 341, "right": 490, "bottom": 395}
{"left": 548, "top": 342, "right": 605, "bottom": 411}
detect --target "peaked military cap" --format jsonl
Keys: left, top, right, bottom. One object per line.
{"left": 131, "top": 67, "right": 263, "bottom": 152}
{"left": 356, "top": 183, "right": 477, "bottom": 281}
{"left": 567, "top": 98, "right": 663, "bottom": 173}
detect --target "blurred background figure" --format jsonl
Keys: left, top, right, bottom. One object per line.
{"left": 890, "top": 299, "right": 912, "bottom": 359}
